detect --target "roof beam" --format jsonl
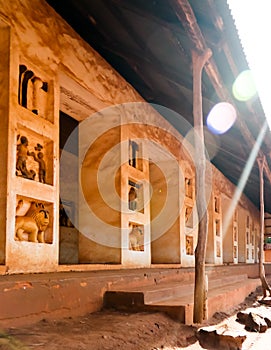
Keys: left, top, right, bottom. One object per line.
{"left": 109, "top": 0, "right": 191, "bottom": 62}
{"left": 169, "top": 0, "right": 271, "bottom": 184}
{"left": 206, "top": 0, "right": 271, "bottom": 151}
{"left": 95, "top": 40, "right": 194, "bottom": 92}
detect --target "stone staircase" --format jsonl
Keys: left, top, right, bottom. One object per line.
{"left": 103, "top": 273, "right": 261, "bottom": 324}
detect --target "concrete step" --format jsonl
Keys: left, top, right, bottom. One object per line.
{"left": 104, "top": 276, "right": 261, "bottom": 324}
{"left": 105, "top": 273, "right": 249, "bottom": 305}
{"left": 208, "top": 273, "right": 248, "bottom": 289}
{"left": 107, "top": 281, "right": 194, "bottom": 304}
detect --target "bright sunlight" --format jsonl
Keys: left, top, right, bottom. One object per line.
{"left": 227, "top": 0, "right": 271, "bottom": 127}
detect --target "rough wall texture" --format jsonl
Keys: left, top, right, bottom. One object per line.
{"left": 0, "top": 0, "right": 143, "bottom": 106}
{"left": 0, "top": 0, "right": 261, "bottom": 272}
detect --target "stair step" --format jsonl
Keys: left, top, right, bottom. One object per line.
{"left": 208, "top": 273, "right": 248, "bottom": 289}
{"left": 104, "top": 277, "right": 261, "bottom": 324}
{"left": 108, "top": 281, "right": 194, "bottom": 304}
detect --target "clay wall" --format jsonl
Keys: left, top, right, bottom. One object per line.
{"left": 0, "top": 0, "right": 262, "bottom": 273}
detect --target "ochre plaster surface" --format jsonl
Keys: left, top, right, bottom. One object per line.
{"left": 0, "top": 0, "right": 262, "bottom": 273}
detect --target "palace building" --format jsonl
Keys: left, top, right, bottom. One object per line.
{"left": 0, "top": 0, "right": 270, "bottom": 325}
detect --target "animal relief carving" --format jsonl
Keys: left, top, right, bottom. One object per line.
{"left": 129, "top": 225, "right": 144, "bottom": 251}
{"left": 15, "top": 201, "right": 49, "bottom": 243}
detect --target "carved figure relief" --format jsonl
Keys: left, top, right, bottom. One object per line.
{"left": 185, "top": 206, "right": 193, "bottom": 228}
{"left": 234, "top": 246, "right": 237, "bottom": 259}
{"left": 185, "top": 177, "right": 193, "bottom": 199}
{"left": 128, "top": 185, "right": 137, "bottom": 211}
{"left": 32, "top": 143, "right": 46, "bottom": 183}
{"left": 233, "top": 225, "right": 238, "bottom": 242}
{"left": 19, "top": 65, "right": 48, "bottom": 117}
{"left": 16, "top": 135, "right": 36, "bottom": 180}
{"left": 186, "top": 235, "right": 194, "bottom": 255}
{"left": 129, "top": 224, "right": 144, "bottom": 251}
{"left": 15, "top": 200, "right": 49, "bottom": 243}
{"left": 128, "top": 180, "right": 144, "bottom": 213}
{"left": 16, "top": 136, "right": 47, "bottom": 183}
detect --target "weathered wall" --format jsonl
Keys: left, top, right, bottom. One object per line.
{"left": 0, "top": 22, "right": 10, "bottom": 264}
{"left": 79, "top": 125, "right": 122, "bottom": 264}
{"left": 0, "top": 0, "right": 145, "bottom": 107}
{"left": 0, "top": 0, "right": 262, "bottom": 273}
{"left": 222, "top": 194, "right": 235, "bottom": 263}
{"left": 0, "top": 0, "right": 152, "bottom": 273}
{"left": 150, "top": 162, "right": 180, "bottom": 264}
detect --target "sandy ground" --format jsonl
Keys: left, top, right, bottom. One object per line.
{"left": 1, "top": 286, "right": 271, "bottom": 350}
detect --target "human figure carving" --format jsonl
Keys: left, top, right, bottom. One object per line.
{"left": 31, "top": 144, "right": 46, "bottom": 183}
{"left": 16, "top": 135, "right": 36, "bottom": 180}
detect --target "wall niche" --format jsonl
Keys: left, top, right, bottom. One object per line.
{"left": 129, "top": 223, "right": 144, "bottom": 251}
{"left": 16, "top": 126, "right": 54, "bottom": 185}
{"left": 18, "top": 64, "right": 53, "bottom": 122}
{"left": 128, "top": 140, "right": 143, "bottom": 171}
{"left": 15, "top": 195, "right": 53, "bottom": 244}
{"left": 185, "top": 205, "right": 193, "bottom": 228}
{"left": 128, "top": 179, "right": 144, "bottom": 213}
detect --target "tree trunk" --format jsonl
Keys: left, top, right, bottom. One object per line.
{"left": 257, "top": 156, "right": 271, "bottom": 298}
{"left": 192, "top": 49, "right": 212, "bottom": 324}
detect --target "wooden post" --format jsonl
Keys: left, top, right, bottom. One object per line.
{"left": 257, "top": 156, "right": 271, "bottom": 297}
{"left": 192, "top": 49, "right": 212, "bottom": 323}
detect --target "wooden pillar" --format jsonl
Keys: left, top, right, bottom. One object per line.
{"left": 192, "top": 49, "right": 212, "bottom": 323}
{"left": 257, "top": 156, "right": 271, "bottom": 297}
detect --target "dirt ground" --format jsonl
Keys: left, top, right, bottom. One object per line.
{"left": 1, "top": 286, "right": 271, "bottom": 350}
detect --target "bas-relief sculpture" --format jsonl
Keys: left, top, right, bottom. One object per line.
{"left": 19, "top": 64, "right": 48, "bottom": 117}
{"left": 129, "top": 225, "right": 144, "bottom": 251}
{"left": 16, "top": 135, "right": 36, "bottom": 180}
{"left": 186, "top": 235, "right": 194, "bottom": 255}
{"left": 233, "top": 246, "right": 237, "bottom": 259}
{"left": 128, "top": 186, "right": 137, "bottom": 211}
{"left": 32, "top": 143, "right": 46, "bottom": 183}
{"left": 16, "top": 136, "right": 46, "bottom": 183}
{"left": 185, "top": 177, "right": 193, "bottom": 199}
{"left": 15, "top": 200, "right": 50, "bottom": 243}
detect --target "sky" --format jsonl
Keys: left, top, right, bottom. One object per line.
{"left": 227, "top": 0, "right": 271, "bottom": 127}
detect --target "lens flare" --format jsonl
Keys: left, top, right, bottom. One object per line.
{"left": 207, "top": 102, "right": 237, "bottom": 134}
{"left": 232, "top": 69, "right": 257, "bottom": 101}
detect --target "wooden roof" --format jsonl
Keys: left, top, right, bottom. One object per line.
{"left": 47, "top": 0, "right": 271, "bottom": 212}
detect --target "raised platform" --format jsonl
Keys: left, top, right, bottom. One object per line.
{"left": 0, "top": 264, "right": 265, "bottom": 327}
{"left": 104, "top": 273, "right": 260, "bottom": 324}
